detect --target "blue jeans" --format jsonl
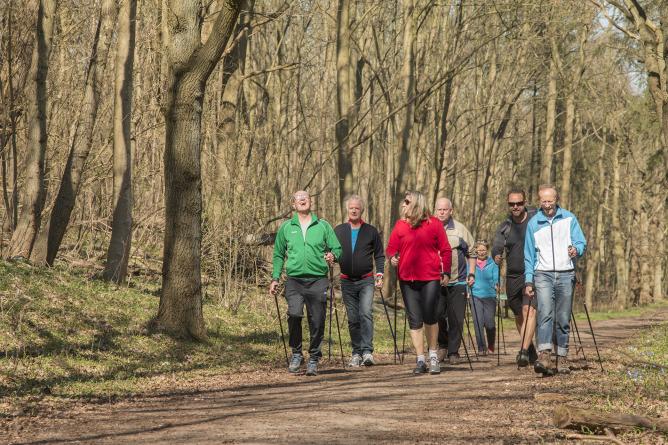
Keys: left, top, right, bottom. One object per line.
{"left": 535, "top": 270, "right": 575, "bottom": 356}
{"left": 341, "top": 277, "right": 375, "bottom": 355}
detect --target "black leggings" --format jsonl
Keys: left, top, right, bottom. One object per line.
{"left": 399, "top": 280, "right": 441, "bottom": 329}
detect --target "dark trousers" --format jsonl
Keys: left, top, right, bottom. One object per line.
{"left": 470, "top": 296, "right": 496, "bottom": 352}
{"left": 285, "top": 277, "right": 329, "bottom": 360}
{"left": 437, "top": 284, "right": 466, "bottom": 355}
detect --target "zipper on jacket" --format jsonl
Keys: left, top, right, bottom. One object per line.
{"left": 549, "top": 220, "right": 556, "bottom": 273}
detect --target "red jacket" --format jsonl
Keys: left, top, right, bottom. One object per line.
{"left": 386, "top": 216, "right": 452, "bottom": 281}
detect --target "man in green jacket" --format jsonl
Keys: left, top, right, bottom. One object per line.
{"left": 270, "top": 190, "right": 342, "bottom": 376}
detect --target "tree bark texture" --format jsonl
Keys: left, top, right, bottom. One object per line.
{"left": 103, "top": 0, "right": 136, "bottom": 283}
{"left": 553, "top": 405, "right": 668, "bottom": 434}
{"left": 336, "top": 0, "right": 356, "bottom": 211}
{"left": 540, "top": 46, "right": 558, "bottom": 185}
{"left": 154, "top": 0, "right": 242, "bottom": 340}
{"left": 6, "top": 0, "right": 58, "bottom": 259}
{"left": 31, "top": 0, "right": 117, "bottom": 266}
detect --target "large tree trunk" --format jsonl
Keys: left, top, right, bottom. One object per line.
{"left": 31, "top": 0, "right": 117, "bottom": 266}
{"left": 335, "top": 0, "right": 356, "bottom": 210}
{"left": 102, "top": 0, "right": 136, "bottom": 283}
{"left": 6, "top": 0, "right": 58, "bottom": 259}
{"left": 153, "top": 0, "right": 242, "bottom": 340}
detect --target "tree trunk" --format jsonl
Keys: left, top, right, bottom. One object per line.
{"left": 6, "top": 0, "right": 58, "bottom": 259}
{"left": 31, "top": 0, "right": 117, "bottom": 266}
{"left": 393, "top": 0, "right": 416, "bottom": 216}
{"left": 610, "top": 142, "right": 627, "bottom": 310}
{"left": 584, "top": 144, "right": 606, "bottom": 308}
{"left": 153, "top": 0, "right": 242, "bottom": 340}
{"left": 540, "top": 49, "right": 557, "bottom": 185}
{"left": 336, "top": 0, "right": 356, "bottom": 210}
{"left": 103, "top": 0, "right": 136, "bottom": 283}
{"left": 560, "top": 27, "right": 586, "bottom": 208}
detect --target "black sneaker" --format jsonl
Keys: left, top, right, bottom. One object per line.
{"left": 516, "top": 349, "right": 529, "bottom": 367}
{"left": 305, "top": 360, "right": 318, "bottom": 376}
{"left": 288, "top": 354, "right": 304, "bottom": 373}
{"left": 528, "top": 344, "right": 538, "bottom": 364}
{"left": 413, "top": 360, "right": 427, "bottom": 375}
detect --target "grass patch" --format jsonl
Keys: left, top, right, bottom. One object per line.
{"left": 0, "top": 259, "right": 664, "bottom": 418}
{"left": 574, "top": 314, "right": 668, "bottom": 442}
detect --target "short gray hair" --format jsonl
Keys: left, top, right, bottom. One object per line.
{"left": 344, "top": 194, "right": 365, "bottom": 213}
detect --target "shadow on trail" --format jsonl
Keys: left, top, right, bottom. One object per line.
{"left": 13, "top": 369, "right": 532, "bottom": 445}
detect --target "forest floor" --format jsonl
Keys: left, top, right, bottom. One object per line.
{"left": 3, "top": 307, "right": 667, "bottom": 444}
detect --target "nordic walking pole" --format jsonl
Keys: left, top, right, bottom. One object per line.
{"left": 379, "top": 289, "right": 400, "bottom": 364}
{"left": 329, "top": 265, "right": 346, "bottom": 369}
{"left": 583, "top": 301, "right": 604, "bottom": 372}
{"left": 464, "top": 288, "right": 479, "bottom": 360}
{"left": 272, "top": 283, "right": 290, "bottom": 367}
{"left": 495, "top": 263, "right": 507, "bottom": 356}
{"left": 518, "top": 305, "right": 530, "bottom": 369}
{"left": 394, "top": 285, "right": 398, "bottom": 361}
{"left": 497, "top": 296, "right": 501, "bottom": 366}
{"left": 455, "top": 308, "right": 474, "bottom": 371}
{"left": 328, "top": 279, "right": 334, "bottom": 361}
{"left": 568, "top": 274, "right": 588, "bottom": 366}
{"left": 401, "top": 308, "right": 407, "bottom": 365}
{"left": 468, "top": 284, "right": 483, "bottom": 356}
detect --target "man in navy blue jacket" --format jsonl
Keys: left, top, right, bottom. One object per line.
{"left": 334, "top": 195, "right": 385, "bottom": 367}
{"left": 524, "top": 185, "right": 586, "bottom": 375}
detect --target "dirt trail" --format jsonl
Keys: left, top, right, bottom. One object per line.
{"left": 5, "top": 310, "right": 667, "bottom": 444}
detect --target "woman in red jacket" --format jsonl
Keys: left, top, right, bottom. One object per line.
{"left": 387, "top": 191, "right": 452, "bottom": 375}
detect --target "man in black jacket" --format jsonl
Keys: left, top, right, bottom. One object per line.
{"left": 334, "top": 195, "right": 385, "bottom": 367}
{"left": 491, "top": 188, "right": 538, "bottom": 367}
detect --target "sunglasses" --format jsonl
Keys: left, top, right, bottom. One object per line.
{"left": 507, "top": 201, "right": 524, "bottom": 207}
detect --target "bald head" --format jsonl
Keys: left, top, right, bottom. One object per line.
{"left": 435, "top": 197, "right": 453, "bottom": 223}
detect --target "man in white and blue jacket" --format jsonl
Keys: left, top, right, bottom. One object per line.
{"left": 524, "top": 185, "right": 586, "bottom": 376}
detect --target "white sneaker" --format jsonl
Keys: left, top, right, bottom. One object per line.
{"left": 362, "top": 353, "right": 375, "bottom": 366}
{"left": 348, "top": 354, "right": 363, "bottom": 367}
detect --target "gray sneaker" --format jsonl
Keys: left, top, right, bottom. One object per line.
{"left": 288, "top": 354, "right": 304, "bottom": 373}
{"left": 413, "top": 360, "right": 427, "bottom": 375}
{"left": 556, "top": 355, "right": 571, "bottom": 374}
{"left": 305, "top": 360, "right": 318, "bottom": 376}
{"left": 429, "top": 356, "right": 441, "bottom": 374}
{"left": 348, "top": 354, "right": 363, "bottom": 368}
{"left": 362, "top": 353, "right": 375, "bottom": 366}
{"left": 448, "top": 354, "right": 461, "bottom": 365}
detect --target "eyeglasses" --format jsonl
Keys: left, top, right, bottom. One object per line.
{"left": 507, "top": 201, "right": 524, "bottom": 207}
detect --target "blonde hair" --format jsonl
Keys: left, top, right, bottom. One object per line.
{"left": 404, "top": 191, "right": 430, "bottom": 227}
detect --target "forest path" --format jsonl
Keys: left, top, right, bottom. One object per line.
{"left": 6, "top": 309, "right": 666, "bottom": 445}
